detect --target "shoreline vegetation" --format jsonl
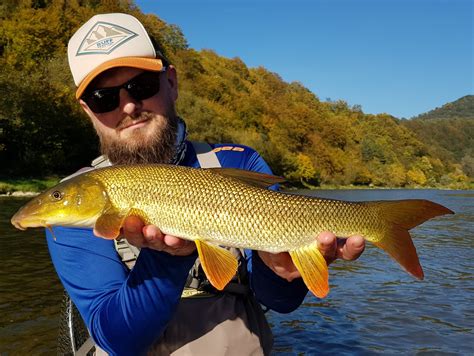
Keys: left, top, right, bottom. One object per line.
{"left": 1, "top": 177, "right": 472, "bottom": 197}
{"left": 1, "top": 2, "right": 472, "bottom": 191}
{"left": 0, "top": 178, "right": 60, "bottom": 196}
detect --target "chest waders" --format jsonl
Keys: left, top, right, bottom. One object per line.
{"left": 56, "top": 142, "right": 273, "bottom": 356}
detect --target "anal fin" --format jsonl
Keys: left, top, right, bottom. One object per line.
{"left": 195, "top": 240, "right": 238, "bottom": 290}
{"left": 289, "top": 244, "right": 329, "bottom": 298}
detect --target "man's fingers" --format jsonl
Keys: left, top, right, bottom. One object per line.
{"left": 163, "top": 234, "right": 188, "bottom": 248}
{"left": 122, "top": 216, "right": 146, "bottom": 243}
{"left": 161, "top": 235, "right": 195, "bottom": 255}
{"left": 142, "top": 226, "right": 186, "bottom": 248}
{"left": 272, "top": 253, "right": 300, "bottom": 282}
{"left": 142, "top": 225, "right": 164, "bottom": 242}
{"left": 258, "top": 251, "right": 300, "bottom": 282}
{"left": 316, "top": 232, "right": 365, "bottom": 264}
{"left": 337, "top": 235, "right": 365, "bottom": 261}
{"left": 316, "top": 231, "right": 337, "bottom": 263}
{"left": 142, "top": 226, "right": 194, "bottom": 254}
{"left": 122, "top": 219, "right": 195, "bottom": 256}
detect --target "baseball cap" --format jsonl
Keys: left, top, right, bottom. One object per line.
{"left": 68, "top": 13, "right": 165, "bottom": 99}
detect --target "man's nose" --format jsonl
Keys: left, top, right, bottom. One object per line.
{"left": 120, "top": 89, "right": 142, "bottom": 115}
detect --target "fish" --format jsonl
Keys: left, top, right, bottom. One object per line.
{"left": 11, "top": 164, "right": 454, "bottom": 298}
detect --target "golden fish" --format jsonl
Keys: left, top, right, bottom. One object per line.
{"left": 11, "top": 164, "right": 453, "bottom": 298}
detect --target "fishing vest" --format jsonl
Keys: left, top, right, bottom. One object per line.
{"left": 58, "top": 142, "right": 273, "bottom": 356}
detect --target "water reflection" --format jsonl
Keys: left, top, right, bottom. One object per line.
{"left": 0, "top": 197, "right": 63, "bottom": 354}
{"left": 1, "top": 190, "right": 473, "bottom": 354}
{"left": 267, "top": 189, "right": 474, "bottom": 355}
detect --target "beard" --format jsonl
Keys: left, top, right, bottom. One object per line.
{"left": 95, "top": 111, "right": 179, "bottom": 165}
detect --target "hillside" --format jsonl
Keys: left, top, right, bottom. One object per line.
{"left": 402, "top": 96, "right": 474, "bottom": 178}
{"left": 0, "top": 0, "right": 471, "bottom": 188}
{"left": 412, "top": 95, "right": 474, "bottom": 120}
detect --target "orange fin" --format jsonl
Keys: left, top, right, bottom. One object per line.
{"left": 367, "top": 199, "right": 454, "bottom": 280}
{"left": 369, "top": 199, "right": 454, "bottom": 230}
{"left": 289, "top": 244, "right": 329, "bottom": 298}
{"left": 195, "top": 240, "right": 238, "bottom": 290}
{"left": 94, "top": 207, "right": 130, "bottom": 239}
{"left": 208, "top": 168, "right": 285, "bottom": 188}
{"left": 373, "top": 226, "right": 424, "bottom": 279}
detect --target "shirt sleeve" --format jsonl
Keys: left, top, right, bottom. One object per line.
{"left": 242, "top": 149, "right": 309, "bottom": 313}
{"left": 46, "top": 227, "right": 196, "bottom": 355}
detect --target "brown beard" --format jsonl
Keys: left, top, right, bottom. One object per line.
{"left": 96, "top": 111, "right": 178, "bottom": 165}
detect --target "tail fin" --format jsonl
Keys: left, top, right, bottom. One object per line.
{"left": 367, "top": 200, "right": 454, "bottom": 280}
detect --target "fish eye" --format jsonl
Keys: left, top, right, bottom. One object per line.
{"left": 51, "top": 191, "right": 63, "bottom": 201}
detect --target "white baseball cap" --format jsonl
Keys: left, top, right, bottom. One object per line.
{"left": 68, "top": 13, "right": 165, "bottom": 99}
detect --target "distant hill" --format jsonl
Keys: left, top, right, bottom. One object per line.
{"left": 412, "top": 95, "right": 474, "bottom": 120}
{"left": 402, "top": 96, "right": 474, "bottom": 178}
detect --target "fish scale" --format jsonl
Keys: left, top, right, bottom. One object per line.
{"left": 88, "top": 165, "right": 392, "bottom": 251}
{"left": 11, "top": 164, "right": 453, "bottom": 298}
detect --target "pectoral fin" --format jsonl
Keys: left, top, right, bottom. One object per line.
{"left": 195, "top": 240, "right": 238, "bottom": 290}
{"left": 289, "top": 244, "right": 329, "bottom": 298}
{"left": 94, "top": 207, "right": 130, "bottom": 239}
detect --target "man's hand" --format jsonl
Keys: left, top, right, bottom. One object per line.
{"left": 122, "top": 216, "right": 196, "bottom": 256}
{"left": 258, "top": 232, "right": 365, "bottom": 282}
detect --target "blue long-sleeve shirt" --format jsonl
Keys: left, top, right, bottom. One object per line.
{"left": 46, "top": 142, "right": 308, "bottom": 355}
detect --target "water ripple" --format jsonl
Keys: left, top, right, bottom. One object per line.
{"left": 2, "top": 190, "right": 474, "bottom": 354}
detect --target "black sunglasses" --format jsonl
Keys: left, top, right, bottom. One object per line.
{"left": 81, "top": 69, "right": 166, "bottom": 114}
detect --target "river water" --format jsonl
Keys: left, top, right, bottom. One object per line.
{"left": 0, "top": 190, "right": 473, "bottom": 354}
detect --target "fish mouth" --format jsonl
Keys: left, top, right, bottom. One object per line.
{"left": 11, "top": 209, "right": 46, "bottom": 230}
{"left": 11, "top": 217, "right": 26, "bottom": 230}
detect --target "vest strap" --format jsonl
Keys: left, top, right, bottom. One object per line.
{"left": 192, "top": 141, "right": 221, "bottom": 168}
{"left": 74, "top": 337, "right": 94, "bottom": 356}
{"left": 91, "top": 155, "right": 112, "bottom": 168}
{"left": 114, "top": 238, "right": 140, "bottom": 269}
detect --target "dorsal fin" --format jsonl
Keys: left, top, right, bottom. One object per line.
{"left": 207, "top": 168, "right": 285, "bottom": 188}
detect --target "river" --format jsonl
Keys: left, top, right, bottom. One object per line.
{"left": 0, "top": 189, "right": 473, "bottom": 354}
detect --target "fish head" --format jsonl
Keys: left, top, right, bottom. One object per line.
{"left": 11, "top": 175, "right": 109, "bottom": 230}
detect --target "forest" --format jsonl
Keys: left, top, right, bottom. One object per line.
{"left": 0, "top": 0, "right": 472, "bottom": 189}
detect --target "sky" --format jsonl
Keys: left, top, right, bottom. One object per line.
{"left": 136, "top": 0, "right": 473, "bottom": 118}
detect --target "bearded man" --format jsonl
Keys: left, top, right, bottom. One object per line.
{"left": 47, "top": 13, "right": 365, "bottom": 355}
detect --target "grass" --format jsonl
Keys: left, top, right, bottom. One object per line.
{"left": 0, "top": 177, "right": 60, "bottom": 194}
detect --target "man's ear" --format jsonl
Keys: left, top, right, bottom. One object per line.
{"left": 166, "top": 65, "right": 178, "bottom": 101}
{"left": 79, "top": 99, "right": 95, "bottom": 119}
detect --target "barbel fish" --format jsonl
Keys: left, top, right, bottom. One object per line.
{"left": 11, "top": 164, "right": 453, "bottom": 298}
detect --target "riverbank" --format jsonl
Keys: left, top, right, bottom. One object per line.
{"left": 281, "top": 181, "right": 474, "bottom": 191}
{"left": 0, "top": 177, "right": 60, "bottom": 196}
{"left": 1, "top": 176, "right": 471, "bottom": 197}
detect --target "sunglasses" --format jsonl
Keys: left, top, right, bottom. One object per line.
{"left": 81, "top": 69, "right": 166, "bottom": 114}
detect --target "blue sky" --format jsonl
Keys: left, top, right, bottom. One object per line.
{"left": 136, "top": 0, "right": 473, "bottom": 118}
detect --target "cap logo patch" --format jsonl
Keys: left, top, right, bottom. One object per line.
{"left": 76, "top": 21, "right": 138, "bottom": 56}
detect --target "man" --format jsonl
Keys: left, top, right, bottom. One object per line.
{"left": 48, "top": 13, "right": 365, "bottom": 355}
